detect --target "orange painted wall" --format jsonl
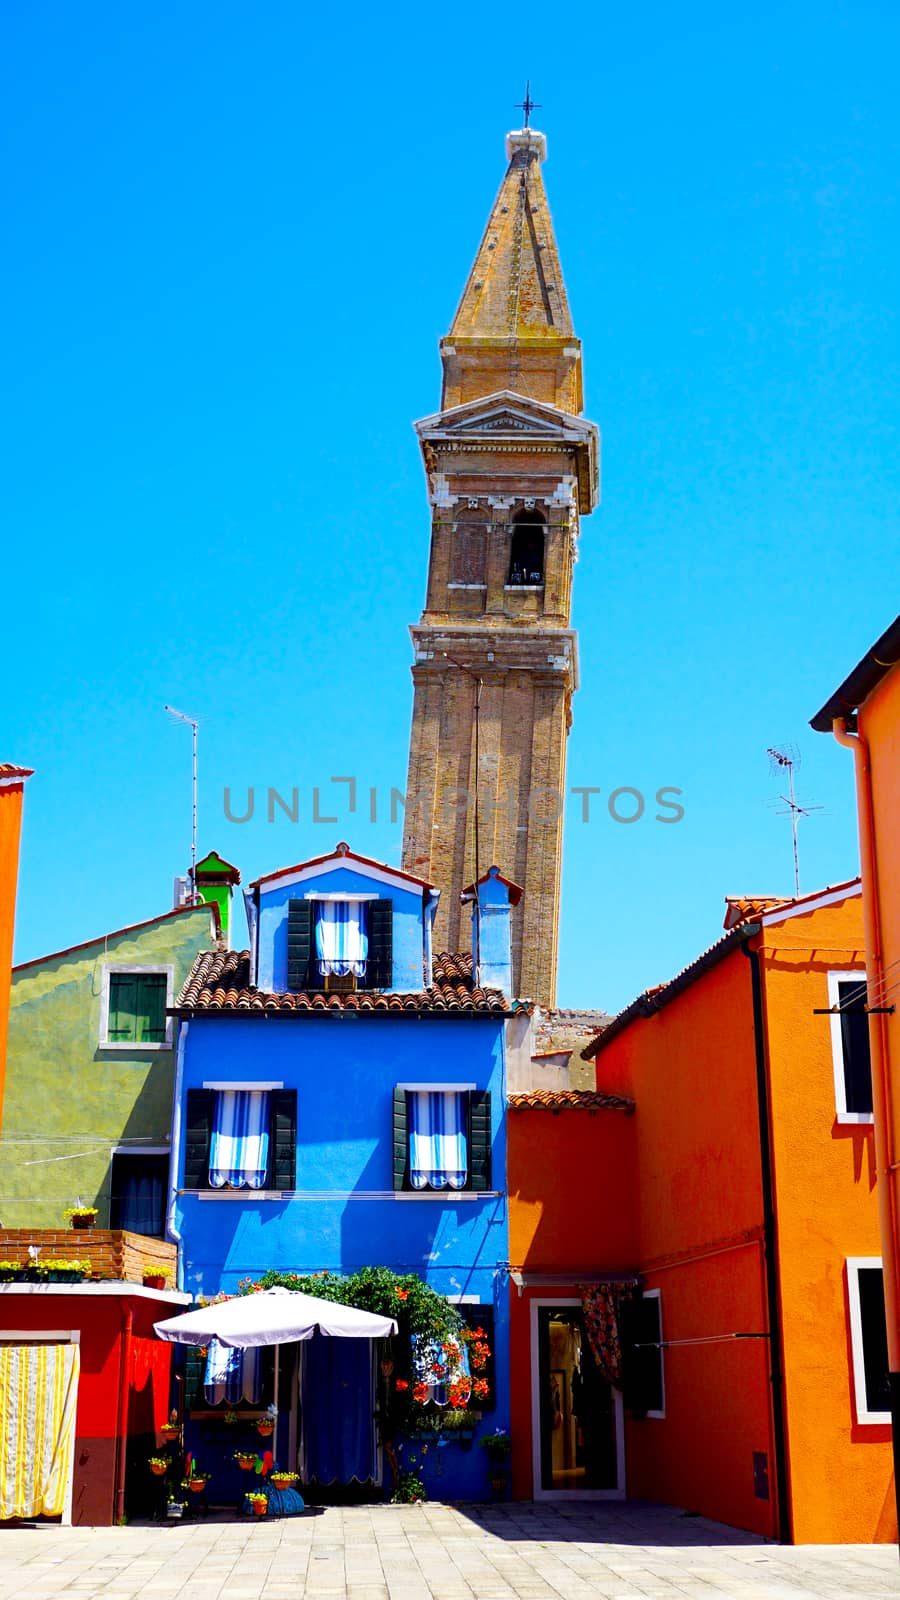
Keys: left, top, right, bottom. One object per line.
{"left": 597, "top": 946, "right": 776, "bottom": 1537}
{"left": 761, "top": 879, "right": 895, "bottom": 1539}
{"left": 507, "top": 1106, "right": 637, "bottom": 1498}
{"left": 0, "top": 780, "right": 27, "bottom": 1132}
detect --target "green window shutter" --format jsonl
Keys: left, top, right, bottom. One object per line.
{"left": 271, "top": 1089, "right": 297, "bottom": 1190}
{"left": 183, "top": 1088, "right": 213, "bottom": 1189}
{"left": 136, "top": 974, "right": 167, "bottom": 1043}
{"left": 459, "top": 1303, "right": 496, "bottom": 1411}
{"left": 392, "top": 1087, "right": 409, "bottom": 1191}
{"left": 367, "top": 899, "right": 393, "bottom": 989}
{"left": 468, "top": 1090, "right": 492, "bottom": 1191}
{"left": 184, "top": 1344, "right": 207, "bottom": 1410}
{"left": 108, "top": 974, "right": 138, "bottom": 1041}
{"left": 287, "top": 899, "right": 315, "bottom": 990}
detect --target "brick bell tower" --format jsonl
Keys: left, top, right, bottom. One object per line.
{"left": 402, "top": 125, "right": 600, "bottom": 1005}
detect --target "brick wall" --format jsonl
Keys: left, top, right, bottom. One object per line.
{"left": 0, "top": 1228, "right": 177, "bottom": 1283}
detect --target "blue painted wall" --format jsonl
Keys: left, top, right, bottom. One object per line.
{"left": 256, "top": 864, "right": 427, "bottom": 993}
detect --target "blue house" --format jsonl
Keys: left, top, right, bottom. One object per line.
{"left": 168, "top": 843, "right": 519, "bottom": 1500}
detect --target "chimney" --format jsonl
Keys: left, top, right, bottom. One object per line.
{"left": 462, "top": 865, "right": 523, "bottom": 996}
{"left": 193, "top": 851, "right": 241, "bottom": 947}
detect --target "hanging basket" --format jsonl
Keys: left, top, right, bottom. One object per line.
{"left": 149, "top": 1461, "right": 168, "bottom": 1477}
{"left": 160, "top": 1423, "right": 181, "bottom": 1441}
{"left": 235, "top": 1454, "right": 257, "bottom": 1471}
{"left": 188, "top": 1479, "right": 208, "bottom": 1494}
{"left": 255, "top": 1420, "right": 275, "bottom": 1437}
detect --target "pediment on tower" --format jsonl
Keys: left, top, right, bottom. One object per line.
{"left": 414, "top": 391, "right": 600, "bottom": 512}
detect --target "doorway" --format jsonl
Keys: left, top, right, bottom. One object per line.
{"left": 530, "top": 1299, "right": 624, "bottom": 1500}
{"left": 296, "top": 1333, "right": 382, "bottom": 1500}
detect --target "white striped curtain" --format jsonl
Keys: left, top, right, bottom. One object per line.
{"left": 409, "top": 1091, "right": 467, "bottom": 1189}
{"left": 315, "top": 901, "right": 368, "bottom": 978}
{"left": 411, "top": 1333, "right": 471, "bottom": 1407}
{"left": 203, "top": 1339, "right": 261, "bottom": 1405}
{"left": 0, "top": 1344, "right": 80, "bottom": 1519}
{"left": 209, "top": 1090, "right": 270, "bottom": 1189}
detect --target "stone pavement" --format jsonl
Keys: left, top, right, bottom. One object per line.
{"left": 0, "top": 1502, "right": 897, "bottom": 1600}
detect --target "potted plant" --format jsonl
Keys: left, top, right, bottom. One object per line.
{"left": 64, "top": 1204, "right": 99, "bottom": 1231}
{"left": 187, "top": 1472, "right": 209, "bottom": 1494}
{"left": 480, "top": 1428, "right": 511, "bottom": 1494}
{"left": 143, "top": 1267, "right": 172, "bottom": 1290}
{"left": 148, "top": 1456, "right": 169, "bottom": 1477}
{"left": 234, "top": 1451, "right": 257, "bottom": 1471}
{"left": 268, "top": 1469, "right": 299, "bottom": 1490}
{"left": 246, "top": 1491, "right": 268, "bottom": 1517}
{"left": 37, "top": 1258, "right": 91, "bottom": 1283}
{"left": 160, "top": 1411, "right": 181, "bottom": 1441}
{"left": 0, "top": 1260, "right": 26, "bottom": 1282}
{"left": 390, "top": 1470, "right": 426, "bottom": 1504}
{"left": 166, "top": 1493, "right": 185, "bottom": 1520}
{"left": 256, "top": 1404, "right": 277, "bottom": 1437}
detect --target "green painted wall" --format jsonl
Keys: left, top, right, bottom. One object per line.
{"left": 1, "top": 906, "right": 217, "bottom": 1228}
{"left": 196, "top": 881, "right": 230, "bottom": 940}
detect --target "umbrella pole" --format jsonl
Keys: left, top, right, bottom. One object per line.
{"left": 273, "top": 1344, "right": 280, "bottom": 1430}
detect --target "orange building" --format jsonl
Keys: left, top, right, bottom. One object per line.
{"left": 812, "top": 612, "right": 900, "bottom": 1488}
{"left": 508, "top": 881, "right": 895, "bottom": 1542}
{"left": 0, "top": 762, "right": 32, "bottom": 1133}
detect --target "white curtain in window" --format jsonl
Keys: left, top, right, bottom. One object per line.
{"left": 209, "top": 1090, "right": 270, "bottom": 1189}
{"left": 315, "top": 901, "right": 368, "bottom": 978}
{"left": 409, "top": 1091, "right": 467, "bottom": 1189}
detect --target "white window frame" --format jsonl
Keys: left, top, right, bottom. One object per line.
{"left": 828, "top": 970, "right": 873, "bottom": 1124}
{"left": 529, "top": 1297, "right": 625, "bottom": 1501}
{"left": 99, "top": 963, "right": 175, "bottom": 1050}
{"left": 846, "top": 1256, "right": 889, "bottom": 1425}
{"left": 641, "top": 1288, "right": 666, "bottom": 1419}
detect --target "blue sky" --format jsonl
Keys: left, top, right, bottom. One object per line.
{"left": 2, "top": 1, "right": 897, "bottom": 1011}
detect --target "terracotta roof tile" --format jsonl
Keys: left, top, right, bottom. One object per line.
{"left": 0, "top": 764, "right": 34, "bottom": 781}
{"left": 174, "top": 947, "right": 511, "bottom": 1017}
{"left": 508, "top": 1090, "right": 635, "bottom": 1114}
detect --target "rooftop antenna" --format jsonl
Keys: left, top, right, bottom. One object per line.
{"left": 766, "top": 744, "right": 822, "bottom": 899}
{"left": 166, "top": 705, "right": 200, "bottom": 902}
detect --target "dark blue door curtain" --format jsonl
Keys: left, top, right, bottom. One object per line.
{"left": 299, "top": 1333, "right": 379, "bottom": 1486}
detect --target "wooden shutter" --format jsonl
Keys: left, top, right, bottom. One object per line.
{"left": 392, "top": 1087, "right": 409, "bottom": 1190}
{"left": 468, "top": 1090, "right": 492, "bottom": 1191}
{"left": 183, "top": 1088, "right": 213, "bottom": 1190}
{"left": 459, "top": 1303, "right": 496, "bottom": 1411}
{"left": 184, "top": 1344, "right": 207, "bottom": 1410}
{"left": 270, "top": 1089, "right": 297, "bottom": 1191}
{"left": 367, "top": 899, "right": 393, "bottom": 989}
{"left": 108, "top": 973, "right": 137, "bottom": 1041}
{"left": 287, "top": 899, "right": 315, "bottom": 991}
{"left": 137, "top": 974, "right": 168, "bottom": 1043}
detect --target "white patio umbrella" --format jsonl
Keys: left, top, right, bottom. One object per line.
{"left": 153, "top": 1286, "right": 398, "bottom": 1348}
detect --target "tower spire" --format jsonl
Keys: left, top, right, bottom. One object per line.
{"left": 441, "top": 125, "right": 582, "bottom": 414}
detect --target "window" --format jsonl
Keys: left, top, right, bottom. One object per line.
{"left": 828, "top": 971, "right": 873, "bottom": 1121}
{"left": 392, "top": 1087, "right": 492, "bottom": 1192}
{"left": 847, "top": 1259, "right": 890, "bottom": 1423}
{"left": 183, "top": 1087, "right": 297, "bottom": 1192}
{"left": 507, "top": 513, "right": 545, "bottom": 585}
{"left": 287, "top": 898, "right": 392, "bottom": 991}
{"left": 109, "top": 1152, "right": 169, "bottom": 1236}
{"left": 625, "top": 1290, "right": 665, "bottom": 1418}
{"left": 100, "top": 966, "right": 173, "bottom": 1048}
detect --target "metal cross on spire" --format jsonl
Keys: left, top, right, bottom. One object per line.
{"left": 515, "top": 81, "right": 541, "bottom": 128}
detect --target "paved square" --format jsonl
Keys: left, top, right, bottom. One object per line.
{"left": 0, "top": 1503, "right": 897, "bottom": 1600}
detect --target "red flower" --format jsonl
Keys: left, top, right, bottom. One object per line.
{"left": 412, "top": 1383, "right": 429, "bottom": 1403}
{"left": 396, "top": 1289, "right": 409, "bottom": 1300}
{"left": 395, "top": 1379, "right": 409, "bottom": 1391}
{"left": 473, "top": 1378, "right": 489, "bottom": 1397}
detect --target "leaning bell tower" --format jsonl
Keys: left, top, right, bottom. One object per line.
{"left": 402, "top": 123, "right": 600, "bottom": 1006}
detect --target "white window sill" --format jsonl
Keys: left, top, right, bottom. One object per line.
{"left": 504, "top": 585, "right": 545, "bottom": 592}
{"left": 447, "top": 583, "right": 487, "bottom": 590}
{"left": 836, "top": 1112, "right": 875, "bottom": 1126}
{"left": 182, "top": 1189, "right": 503, "bottom": 1202}
{"left": 856, "top": 1410, "right": 890, "bottom": 1426}
{"left": 99, "top": 1039, "right": 172, "bottom": 1051}
{"left": 193, "top": 1190, "right": 285, "bottom": 1201}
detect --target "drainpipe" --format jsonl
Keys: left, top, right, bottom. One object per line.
{"left": 832, "top": 716, "right": 900, "bottom": 1528}
{"left": 741, "top": 940, "right": 791, "bottom": 1543}
{"left": 114, "top": 1303, "right": 133, "bottom": 1525}
{"left": 166, "top": 1018, "right": 189, "bottom": 1291}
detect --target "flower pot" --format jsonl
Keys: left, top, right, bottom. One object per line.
{"left": 380, "top": 1358, "right": 394, "bottom": 1377}
{"left": 71, "top": 1215, "right": 95, "bottom": 1230}
{"left": 150, "top": 1461, "right": 168, "bottom": 1477}
{"left": 161, "top": 1424, "right": 181, "bottom": 1440}
{"left": 255, "top": 1421, "right": 274, "bottom": 1437}
{"left": 250, "top": 1500, "right": 267, "bottom": 1516}
{"left": 269, "top": 1476, "right": 295, "bottom": 1490}
{"left": 39, "top": 1269, "right": 86, "bottom": 1283}
{"left": 236, "top": 1457, "right": 256, "bottom": 1471}
{"left": 0, "top": 1269, "right": 26, "bottom": 1283}
{"left": 143, "top": 1273, "right": 168, "bottom": 1290}
{"left": 188, "top": 1480, "right": 207, "bottom": 1494}
{"left": 166, "top": 1503, "right": 184, "bottom": 1520}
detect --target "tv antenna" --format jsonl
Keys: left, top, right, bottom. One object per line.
{"left": 165, "top": 705, "right": 200, "bottom": 901}
{"left": 766, "top": 744, "right": 822, "bottom": 899}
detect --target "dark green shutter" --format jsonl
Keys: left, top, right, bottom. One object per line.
{"left": 468, "top": 1090, "right": 492, "bottom": 1191}
{"left": 392, "top": 1087, "right": 409, "bottom": 1190}
{"left": 287, "top": 899, "right": 315, "bottom": 990}
{"left": 460, "top": 1303, "right": 496, "bottom": 1411}
{"left": 367, "top": 899, "right": 393, "bottom": 988}
{"left": 184, "top": 1344, "right": 207, "bottom": 1410}
{"left": 108, "top": 974, "right": 138, "bottom": 1041}
{"left": 183, "top": 1088, "right": 213, "bottom": 1189}
{"left": 271, "top": 1089, "right": 297, "bottom": 1190}
{"left": 138, "top": 974, "right": 167, "bottom": 1042}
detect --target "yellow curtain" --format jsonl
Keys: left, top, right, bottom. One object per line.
{"left": 0, "top": 1344, "right": 80, "bottom": 1520}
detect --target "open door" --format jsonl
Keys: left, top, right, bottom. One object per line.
{"left": 531, "top": 1300, "right": 624, "bottom": 1500}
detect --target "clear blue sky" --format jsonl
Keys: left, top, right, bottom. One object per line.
{"left": 2, "top": 2, "right": 897, "bottom": 1011}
